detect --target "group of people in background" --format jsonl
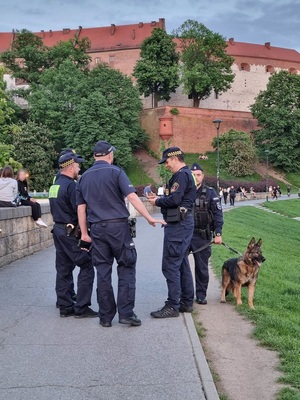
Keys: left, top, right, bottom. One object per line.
{"left": 219, "top": 186, "right": 237, "bottom": 206}
{"left": 0, "top": 166, "right": 47, "bottom": 227}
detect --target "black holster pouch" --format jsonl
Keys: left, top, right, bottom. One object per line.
{"left": 128, "top": 218, "right": 137, "bottom": 238}
{"left": 166, "top": 207, "right": 181, "bottom": 223}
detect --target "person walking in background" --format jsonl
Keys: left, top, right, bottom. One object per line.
{"left": 229, "top": 186, "right": 236, "bottom": 206}
{"left": 223, "top": 187, "right": 228, "bottom": 205}
{"left": 17, "top": 169, "right": 47, "bottom": 227}
{"left": 272, "top": 186, "right": 278, "bottom": 200}
{"left": 287, "top": 185, "right": 291, "bottom": 197}
{"left": 0, "top": 166, "right": 18, "bottom": 207}
{"left": 147, "top": 147, "right": 196, "bottom": 317}
{"left": 219, "top": 187, "right": 223, "bottom": 204}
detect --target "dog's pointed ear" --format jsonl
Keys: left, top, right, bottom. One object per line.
{"left": 256, "top": 238, "right": 262, "bottom": 247}
{"left": 247, "top": 237, "right": 256, "bottom": 248}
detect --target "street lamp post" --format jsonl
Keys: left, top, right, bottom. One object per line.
{"left": 265, "top": 149, "right": 270, "bottom": 201}
{"left": 213, "top": 119, "right": 222, "bottom": 194}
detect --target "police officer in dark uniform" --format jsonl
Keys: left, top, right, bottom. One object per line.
{"left": 53, "top": 148, "right": 80, "bottom": 304}
{"left": 76, "top": 140, "right": 164, "bottom": 328}
{"left": 190, "top": 163, "right": 223, "bottom": 305}
{"left": 49, "top": 152, "right": 97, "bottom": 318}
{"left": 147, "top": 147, "right": 197, "bottom": 317}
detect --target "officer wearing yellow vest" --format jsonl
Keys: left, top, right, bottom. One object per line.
{"left": 49, "top": 152, "right": 97, "bottom": 318}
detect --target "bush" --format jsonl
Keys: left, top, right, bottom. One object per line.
{"left": 170, "top": 107, "right": 179, "bottom": 115}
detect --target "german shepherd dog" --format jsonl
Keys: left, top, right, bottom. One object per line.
{"left": 221, "top": 238, "right": 266, "bottom": 309}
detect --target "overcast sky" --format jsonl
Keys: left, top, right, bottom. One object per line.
{"left": 1, "top": 0, "right": 299, "bottom": 51}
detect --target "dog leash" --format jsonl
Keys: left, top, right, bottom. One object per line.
{"left": 221, "top": 242, "right": 242, "bottom": 256}
{"left": 192, "top": 241, "right": 242, "bottom": 256}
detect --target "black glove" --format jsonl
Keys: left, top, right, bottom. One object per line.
{"left": 78, "top": 239, "right": 92, "bottom": 251}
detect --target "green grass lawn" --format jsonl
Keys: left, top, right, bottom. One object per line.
{"left": 262, "top": 199, "right": 300, "bottom": 218}
{"left": 125, "top": 157, "right": 156, "bottom": 186}
{"left": 210, "top": 207, "right": 300, "bottom": 399}
{"left": 184, "top": 152, "right": 262, "bottom": 181}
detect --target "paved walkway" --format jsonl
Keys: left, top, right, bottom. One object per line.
{"left": 0, "top": 216, "right": 218, "bottom": 400}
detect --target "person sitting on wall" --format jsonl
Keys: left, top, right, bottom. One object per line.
{"left": 17, "top": 169, "right": 47, "bottom": 228}
{"left": 0, "top": 166, "right": 18, "bottom": 207}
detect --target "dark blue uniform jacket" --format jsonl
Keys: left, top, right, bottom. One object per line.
{"left": 76, "top": 161, "right": 136, "bottom": 223}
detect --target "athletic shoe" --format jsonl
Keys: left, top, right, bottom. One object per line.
{"left": 150, "top": 305, "right": 179, "bottom": 318}
{"left": 119, "top": 313, "right": 141, "bottom": 326}
{"left": 74, "top": 307, "right": 98, "bottom": 318}
{"left": 35, "top": 220, "right": 48, "bottom": 228}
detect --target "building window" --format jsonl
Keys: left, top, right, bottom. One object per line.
{"left": 95, "top": 57, "right": 100, "bottom": 64}
{"left": 289, "top": 67, "right": 297, "bottom": 74}
{"left": 109, "top": 55, "right": 115, "bottom": 63}
{"left": 241, "top": 63, "right": 250, "bottom": 72}
{"left": 266, "top": 65, "right": 275, "bottom": 73}
{"left": 188, "top": 94, "right": 193, "bottom": 100}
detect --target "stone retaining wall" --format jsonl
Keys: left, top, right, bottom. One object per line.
{"left": 0, "top": 204, "right": 54, "bottom": 268}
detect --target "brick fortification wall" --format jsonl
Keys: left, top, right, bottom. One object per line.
{"left": 0, "top": 204, "right": 54, "bottom": 268}
{"left": 141, "top": 106, "right": 258, "bottom": 155}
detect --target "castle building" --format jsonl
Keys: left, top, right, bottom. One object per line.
{"left": 1, "top": 18, "right": 299, "bottom": 111}
{"left": 1, "top": 19, "right": 299, "bottom": 153}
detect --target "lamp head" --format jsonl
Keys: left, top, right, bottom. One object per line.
{"left": 213, "top": 119, "right": 222, "bottom": 129}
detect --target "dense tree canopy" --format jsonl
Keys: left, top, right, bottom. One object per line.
{"left": 212, "top": 129, "right": 257, "bottom": 176}
{"left": 173, "top": 20, "right": 234, "bottom": 108}
{"left": 251, "top": 70, "right": 300, "bottom": 172}
{"left": 133, "top": 28, "right": 180, "bottom": 108}
{"left": 0, "top": 30, "right": 91, "bottom": 85}
{"left": 28, "top": 61, "right": 145, "bottom": 168}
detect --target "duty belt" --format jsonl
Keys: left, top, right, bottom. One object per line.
{"left": 92, "top": 218, "right": 128, "bottom": 226}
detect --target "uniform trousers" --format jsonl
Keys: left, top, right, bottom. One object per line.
{"left": 162, "top": 215, "right": 194, "bottom": 309}
{"left": 190, "top": 235, "right": 212, "bottom": 300}
{"left": 90, "top": 221, "right": 137, "bottom": 323}
{"left": 20, "top": 199, "right": 41, "bottom": 221}
{"left": 52, "top": 225, "right": 94, "bottom": 311}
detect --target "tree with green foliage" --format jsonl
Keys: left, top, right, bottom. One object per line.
{"left": 133, "top": 28, "right": 180, "bottom": 108}
{"left": 0, "top": 29, "right": 91, "bottom": 86}
{"left": 173, "top": 20, "right": 234, "bottom": 108}
{"left": 0, "top": 142, "right": 22, "bottom": 172}
{"left": 64, "top": 91, "right": 134, "bottom": 168}
{"left": 0, "top": 66, "right": 16, "bottom": 142}
{"left": 28, "top": 61, "right": 145, "bottom": 167}
{"left": 28, "top": 60, "right": 88, "bottom": 151}
{"left": 251, "top": 70, "right": 300, "bottom": 172}
{"left": 212, "top": 129, "right": 257, "bottom": 176}
{"left": 12, "top": 122, "right": 56, "bottom": 190}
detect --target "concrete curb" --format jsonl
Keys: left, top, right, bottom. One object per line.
{"left": 184, "top": 313, "right": 220, "bottom": 400}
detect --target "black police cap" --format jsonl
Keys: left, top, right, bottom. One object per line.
{"left": 158, "top": 147, "right": 184, "bottom": 164}
{"left": 58, "top": 152, "right": 85, "bottom": 169}
{"left": 93, "top": 140, "right": 116, "bottom": 157}
{"left": 191, "top": 163, "right": 203, "bottom": 172}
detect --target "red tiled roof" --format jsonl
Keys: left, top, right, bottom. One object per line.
{"left": 0, "top": 32, "right": 14, "bottom": 53}
{"left": 0, "top": 19, "right": 165, "bottom": 53}
{"left": 226, "top": 40, "right": 300, "bottom": 63}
